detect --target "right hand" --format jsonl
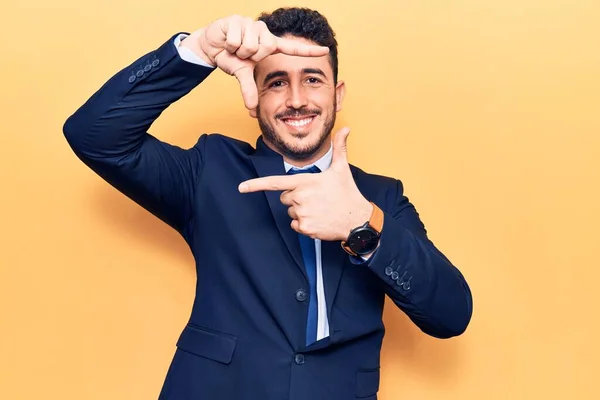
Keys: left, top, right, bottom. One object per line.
{"left": 181, "top": 15, "right": 329, "bottom": 111}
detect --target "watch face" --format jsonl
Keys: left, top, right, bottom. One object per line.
{"left": 347, "top": 227, "right": 380, "bottom": 255}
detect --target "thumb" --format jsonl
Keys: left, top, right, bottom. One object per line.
{"left": 233, "top": 66, "right": 258, "bottom": 110}
{"left": 331, "top": 127, "right": 351, "bottom": 167}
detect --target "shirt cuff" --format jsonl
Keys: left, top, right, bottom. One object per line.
{"left": 173, "top": 33, "right": 216, "bottom": 68}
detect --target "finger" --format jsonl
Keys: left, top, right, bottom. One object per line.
{"left": 280, "top": 190, "right": 294, "bottom": 206}
{"left": 250, "top": 23, "right": 278, "bottom": 62}
{"left": 275, "top": 36, "right": 329, "bottom": 57}
{"left": 207, "top": 20, "right": 227, "bottom": 48}
{"left": 287, "top": 206, "right": 298, "bottom": 220}
{"left": 331, "top": 127, "right": 351, "bottom": 167}
{"left": 224, "top": 17, "right": 243, "bottom": 53}
{"left": 290, "top": 219, "right": 300, "bottom": 233}
{"left": 239, "top": 174, "right": 303, "bottom": 193}
{"left": 233, "top": 66, "right": 258, "bottom": 110}
{"left": 236, "top": 18, "right": 259, "bottom": 59}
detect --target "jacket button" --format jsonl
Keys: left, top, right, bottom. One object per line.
{"left": 391, "top": 271, "right": 399, "bottom": 280}
{"left": 294, "top": 354, "right": 305, "bottom": 365}
{"left": 152, "top": 59, "right": 160, "bottom": 67}
{"left": 128, "top": 75, "right": 136, "bottom": 83}
{"left": 295, "top": 289, "right": 307, "bottom": 302}
{"left": 384, "top": 266, "right": 393, "bottom": 276}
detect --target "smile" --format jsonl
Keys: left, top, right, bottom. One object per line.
{"left": 282, "top": 117, "right": 315, "bottom": 128}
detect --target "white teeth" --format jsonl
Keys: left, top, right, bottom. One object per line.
{"left": 284, "top": 117, "right": 313, "bottom": 127}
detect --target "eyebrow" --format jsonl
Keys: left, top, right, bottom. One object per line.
{"left": 263, "top": 68, "right": 327, "bottom": 86}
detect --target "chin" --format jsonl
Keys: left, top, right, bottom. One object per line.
{"left": 284, "top": 128, "right": 319, "bottom": 142}
{"left": 283, "top": 128, "right": 323, "bottom": 147}
{"left": 267, "top": 131, "right": 324, "bottom": 161}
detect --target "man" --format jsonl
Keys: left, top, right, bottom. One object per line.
{"left": 64, "top": 7, "right": 472, "bottom": 400}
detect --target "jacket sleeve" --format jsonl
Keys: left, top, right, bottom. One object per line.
{"left": 63, "top": 33, "right": 215, "bottom": 239}
{"left": 366, "top": 180, "right": 473, "bottom": 338}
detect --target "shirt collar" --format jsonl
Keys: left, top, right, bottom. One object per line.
{"left": 283, "top": 143, "right": 333, "bottom": 173}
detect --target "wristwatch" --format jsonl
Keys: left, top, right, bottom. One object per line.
{"left": 341, "top": 202, "right": 384, "bottom": 256}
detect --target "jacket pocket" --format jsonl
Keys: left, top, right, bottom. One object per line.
{"left": 355, "top": 368, "right": 380, "bottom": 398}
{"left": 176, "top": 324, "right": 237, "bottom": 365}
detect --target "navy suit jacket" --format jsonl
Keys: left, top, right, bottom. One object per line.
{"left": 63, "top": 33, "right": 472, "bottom": 400}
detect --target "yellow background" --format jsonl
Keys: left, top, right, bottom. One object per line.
{"left": 1, "top": 0, "right": 599, "bottom": 398}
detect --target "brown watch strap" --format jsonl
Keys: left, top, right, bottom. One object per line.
{"left": 368, "top": 202, "right": 384, "bottom": 233}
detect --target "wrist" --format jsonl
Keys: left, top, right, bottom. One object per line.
{"left": 340, "top": 199, "right": 373, "bottom": 241}
{"left": 181, "top": 29, "right": 216, "bottom": 67}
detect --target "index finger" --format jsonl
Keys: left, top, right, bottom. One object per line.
{"left": 233, "top": 66, "right": 258, "bottom": 110}
{"left": 274, "top": 36, "right": 330, "bottom": 57}
{"left": 238, "top": 174, "right": 303, "bottom": 193}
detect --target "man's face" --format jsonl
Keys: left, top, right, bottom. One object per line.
{"left": 252, "top": 36, "right": 345, "bottom": 162}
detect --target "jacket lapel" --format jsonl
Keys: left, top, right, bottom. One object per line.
{"left": 322, "top": 166, "right": 364, "bottom": 319}
{"left": 249, "top": 137, "right": 307, "bottom": 281}
{"left": 320, "top": 239, "right": 347, "bottom": 319}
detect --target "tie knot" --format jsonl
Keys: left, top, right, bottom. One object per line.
{"left": 287, "top": 165, "right": 321, "bottom": 175}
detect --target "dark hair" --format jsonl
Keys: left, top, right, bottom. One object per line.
{"left": 257, "top": 7, "right": 339, "bottom": 83}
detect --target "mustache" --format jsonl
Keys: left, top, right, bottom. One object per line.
{"left": 275, "top": 108, "right": 321, "bottom": 119}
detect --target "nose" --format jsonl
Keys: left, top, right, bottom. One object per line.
{"left": 285, "top": 82, "right": 309, "bottom": 109}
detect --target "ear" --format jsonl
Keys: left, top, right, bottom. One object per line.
{"left": 249, "top": 108, "right": 257, "bottom": 118}
{"left": 335, "top": 80, "right": 346, "bottom": 112}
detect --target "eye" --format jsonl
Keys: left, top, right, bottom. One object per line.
{"left": 306, "top": 77, "right": 322, "bottom": 84}
{"left": 269, "top": 80, "right": 287, "bottom": 88}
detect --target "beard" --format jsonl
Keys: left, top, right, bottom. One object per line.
{"left": 257, "top": 101, "right": 337, "bottom": 162}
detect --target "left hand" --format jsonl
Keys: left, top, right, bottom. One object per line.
{"left": 238, "top": 127, "right": 373, "bottom": 241}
